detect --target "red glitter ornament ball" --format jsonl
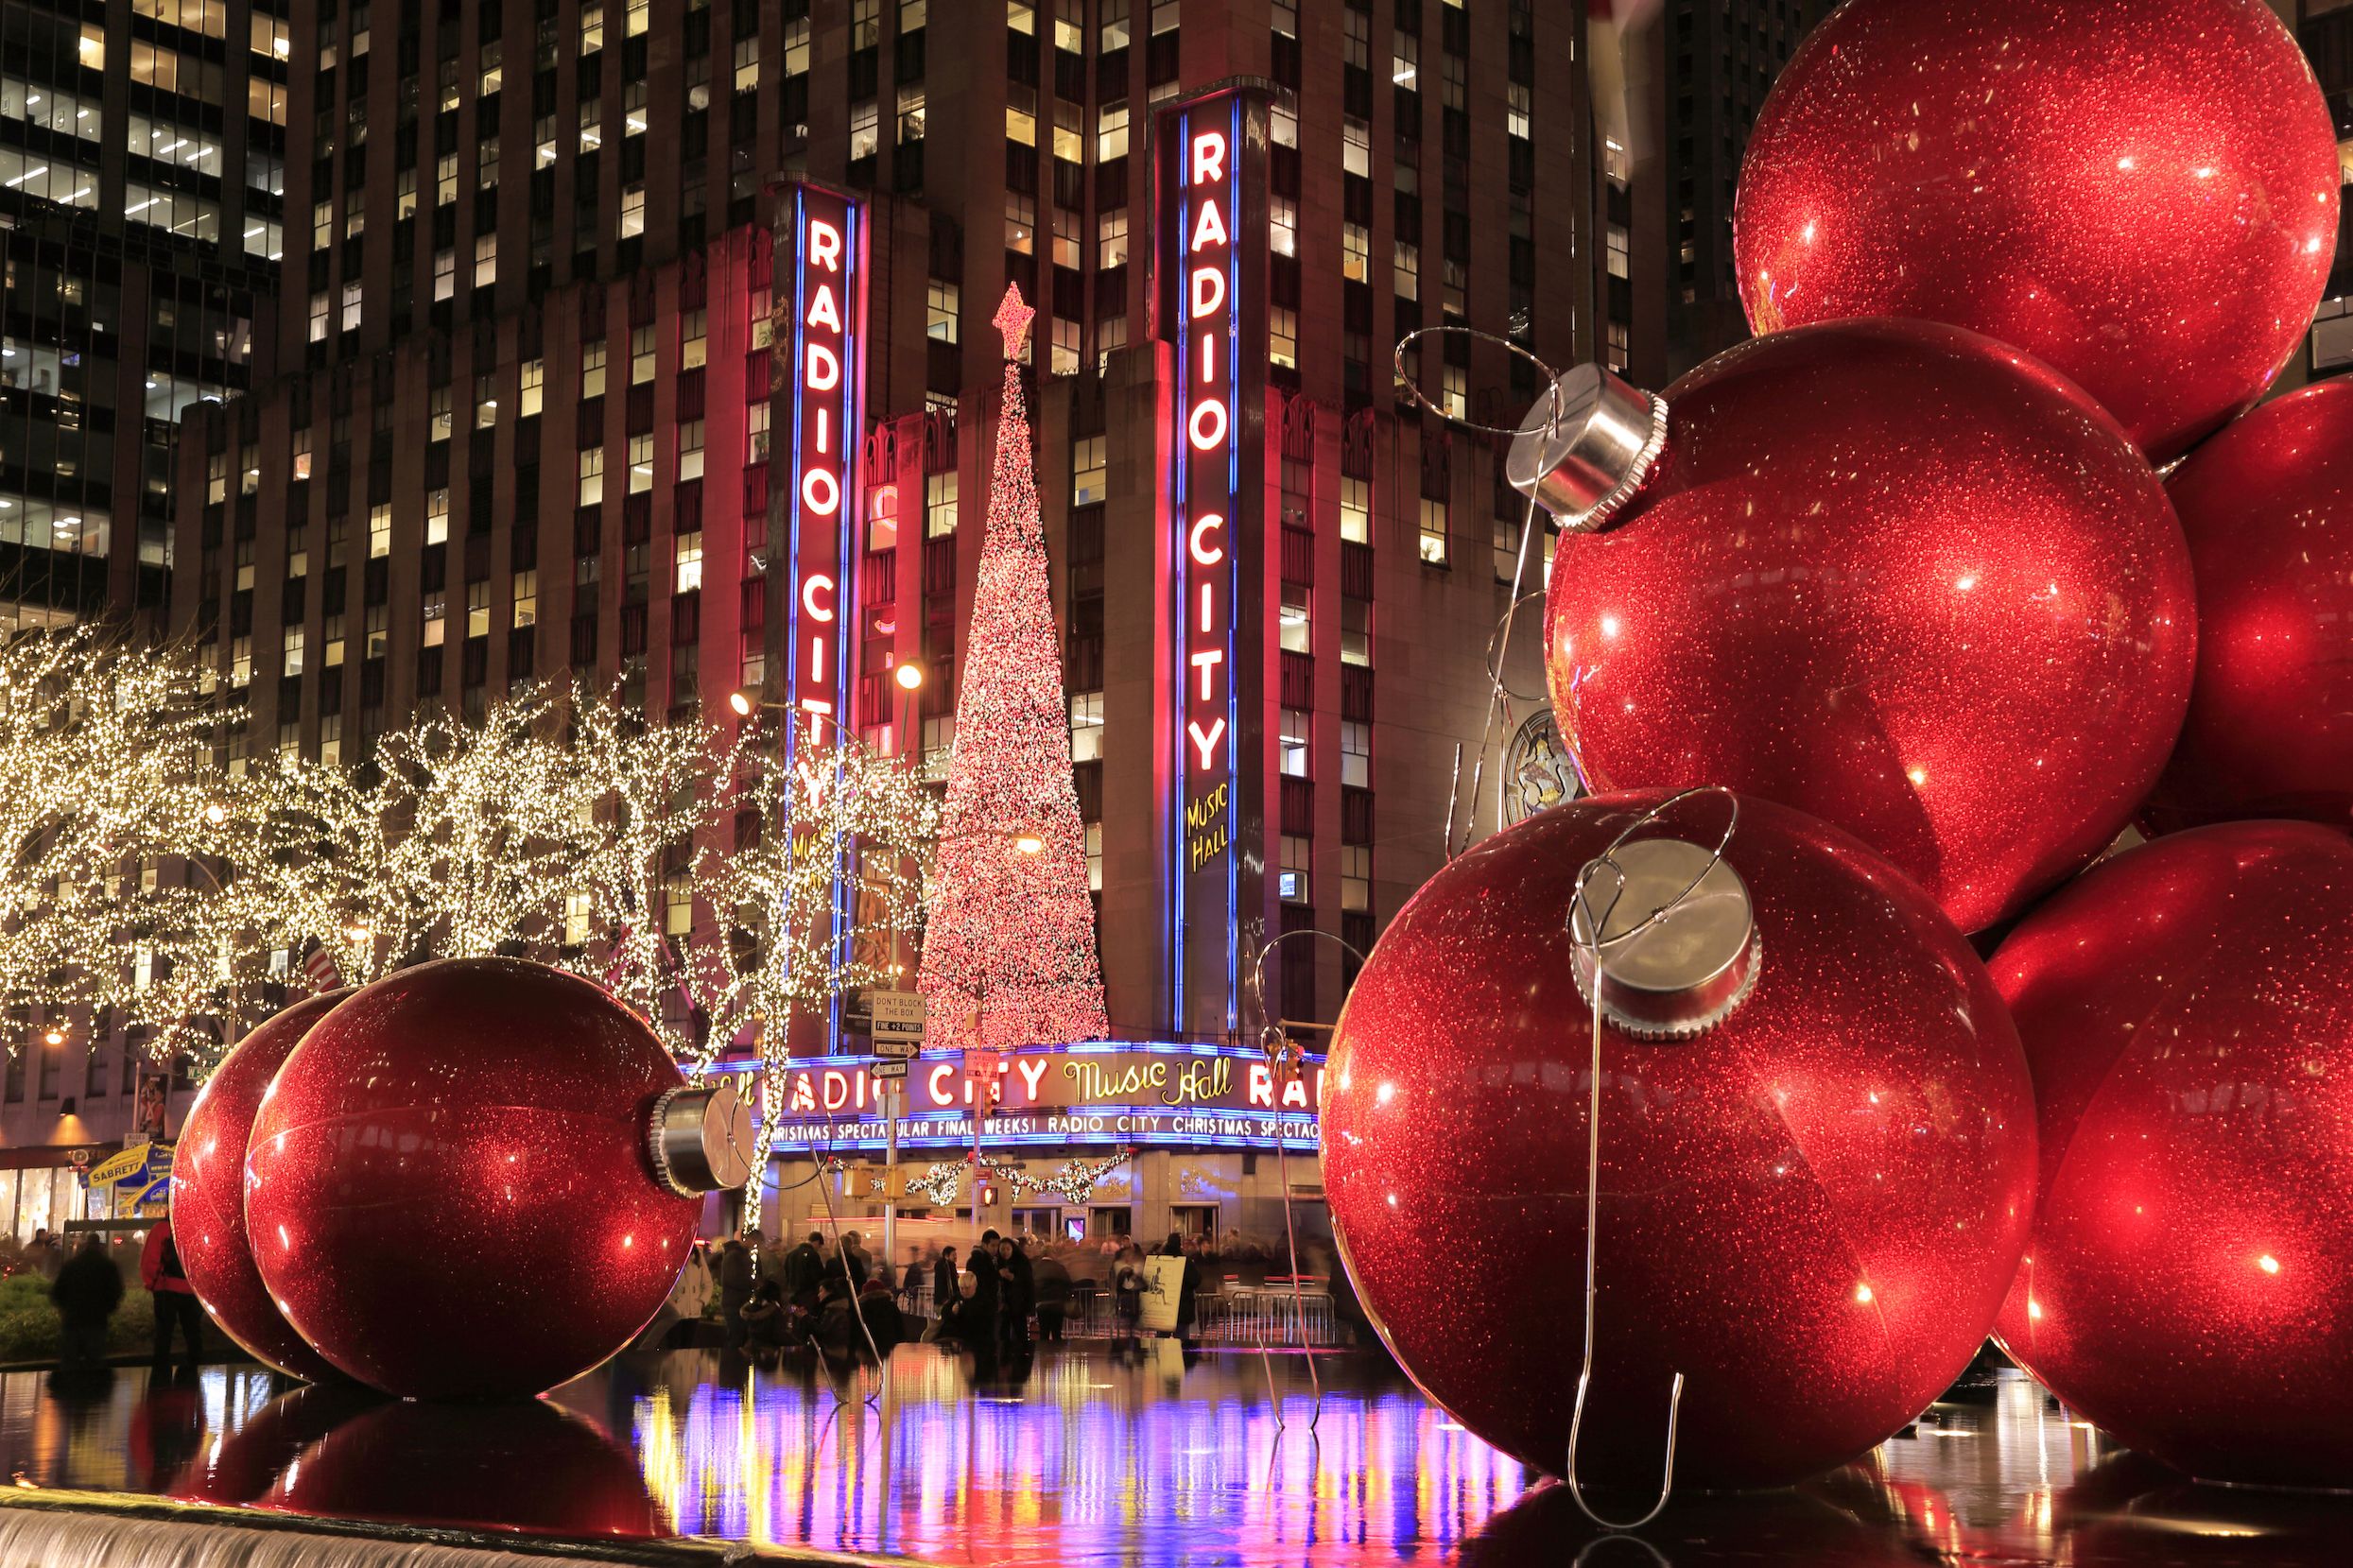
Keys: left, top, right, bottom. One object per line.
{"left": 246, "top": 957, "right": 699, "bottom": 1400}
{"left": 2144, "top": 381, "right": 2353, "bottom": 836}
{"left": 1324, "top": 791, "right": 2034, "bottom": 1493}
{"left": 172, "top": 991, "right": 351, "bottom": 1384}
{"left": 1990, "top": 822, "right": 2353, "bottom": 1489}
{"left": 1734, "top": 0, "right": 2340, "bottom": 463}
{"left": 1544, "top": 319, "right": 2195, "bottom": 934}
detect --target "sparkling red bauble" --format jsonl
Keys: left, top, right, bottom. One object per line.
{"left": 1546, "top": 319, "right": 2196, "bottom": 934}
{"left": 1324, "top": 791, "right": 2034, "bottom": 1492}
{"left": 246, "top": 957, "right": 697, "bottom": 1401}
{"left": 172, "top": 991, "right": 351, "bottom": 1384}
{"left": 260, "top": 1399, "right": 669, "bottom": 1539}
{"left": 2143, "top": 382, "right": 2353, "bottom": 836}
{"left": 1990, "top": 822, "right": 2353, "bottom": 1489}
{"left": 1733, "top": 0, "right": 2340, "bottom": 463}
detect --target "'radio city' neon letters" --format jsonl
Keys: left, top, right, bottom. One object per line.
{"left": 1178, "top": 119, "right": 1236, "bottom": 819}
{"left": 785, "top": 190, "right": 864, "bottom": 721}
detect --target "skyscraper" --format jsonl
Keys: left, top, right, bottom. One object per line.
{"left": 1, "top": 0, "right": 286, "bottom": 633}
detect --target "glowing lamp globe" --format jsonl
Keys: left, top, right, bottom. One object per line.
{"left": 2143, "top": 380, "right": 2353, "bottom": 835}
{"left": 171, "top": 991, "right": 352, "bottom": 1384}
{"left": 1324, "top": 791, "right": 2034, "bottom": 1493}
{"left": 1733, "top": 0, "right": 2340, "bottom": 463}
{"left": 1523, "top": 321, "right": 2196, "bottom": 933}
{"left": 246, "top": 957, "right": 753, "bottom": 1401}
{"left": 1991, "top": 822, "right": 2353, "bottom": 1488}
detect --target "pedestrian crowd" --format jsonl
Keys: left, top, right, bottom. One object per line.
{"left": 704, "top": 1225, "right": 1318, "bottom": 1360}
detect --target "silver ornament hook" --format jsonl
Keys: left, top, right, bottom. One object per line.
{"left": 1559, "top": 785, "right": 1740, "bottom": 1532}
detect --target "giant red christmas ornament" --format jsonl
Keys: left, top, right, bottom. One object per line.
{"left": 2143, "top": 381, "right": 2353, "bottom": 835}
{"left": 1324, "top": 790, "right": 2034, "bottom": 1493}
{"left": 1733, "top": 0, "right": 2340, "bottom": 463}
{"left": 246, "top": 957, "right": 753, "bottom": 1401}
{"left": 1525, "top": 321, "right": 2196, "bottom": 933}
{"left": 172, "top": 991, "right": 351, "bottom": 1384}
{"left": 1990, "top": 823, "right": 2353, "bottom": 1489}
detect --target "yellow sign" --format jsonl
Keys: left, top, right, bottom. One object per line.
{"left": 842, "top": 1164, "right": 908, "bottom": 1201}
{"left": 88, "top": 1145, "right": 150, "bottom": 1187}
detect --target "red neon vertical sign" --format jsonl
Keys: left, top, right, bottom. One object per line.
{"left": 785, "top": 186, "right": 866, "bottom": 722}
{"left": 1157, "top": 87, "right": 1267, "bottom": 1032}
{"left": 1181, "top": 115, "right": 1237, "bottom": 868}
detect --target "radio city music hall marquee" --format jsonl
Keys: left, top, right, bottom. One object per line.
{"left": 762, "top": 1042, "right": 1323, "bottom": 1152}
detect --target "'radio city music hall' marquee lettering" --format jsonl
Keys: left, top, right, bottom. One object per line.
{"left": 766, "top": 1044, "right": 1319, "bottom": 1141}
{"left": 782, "top": 185, "right": 866, "bottom": 723}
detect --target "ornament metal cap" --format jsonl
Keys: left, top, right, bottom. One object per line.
{"left": 649, "top": 1081, "right": 757, "bottom": 1196}
{"left": 1569, "top": 836, "right": 1760, "bottom": 1040}
{"left": 1506, "top": 364, "right": 1670, "bottom": 531}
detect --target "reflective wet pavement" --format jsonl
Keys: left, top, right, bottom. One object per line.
{"left": 0, "top": 1345, "right": 2345, "bottom": 1565}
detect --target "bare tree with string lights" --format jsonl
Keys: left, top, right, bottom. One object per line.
{"left": 685, "top": 711, "right": 939, "bottom": 1234}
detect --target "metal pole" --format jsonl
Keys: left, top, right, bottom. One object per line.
{"left": 883, "top": 1077, "right": 899, "bottom": 1281}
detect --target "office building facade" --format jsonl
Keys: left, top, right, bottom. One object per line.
{"left": 0, "top": 0, "right": 286, "bottom": 1200}
{"left": 155, "top": 0, "right": 1583, "bottom": 1244}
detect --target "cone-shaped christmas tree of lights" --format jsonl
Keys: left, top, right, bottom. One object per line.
{"left": 917, "top": 284, "right": 1110, "bottom": 1053}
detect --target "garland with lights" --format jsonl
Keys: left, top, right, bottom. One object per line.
{"left": 916, "top": 283, "right": 1110, "bottom": 1054}
{"left": 828, "top": 1147, "right": 1136, "bottom": 1209}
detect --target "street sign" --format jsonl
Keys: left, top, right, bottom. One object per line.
{"left": 871, "top": 990, "right": 926, "bottom": 1047}
{"left": 874, "top": 1036, "right": 919, "bottom": 1060}
{"left": 872, "top": 1058, "right": 910, "bottom": 1081}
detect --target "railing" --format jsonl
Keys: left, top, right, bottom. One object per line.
{"left": 894, "top": 1278, "right": 1346, "bottom": 1348}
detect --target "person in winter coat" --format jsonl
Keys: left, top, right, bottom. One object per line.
{"left": 968, "top": 1230, "right": 1002, "bottom": 1326}
{"left": 51, "top": 1233, "right": 123, "bottom": 1371}
{"left": 856, "top": 1277, "right": 902, "bottom": 1353}
{"left": 1030, "top": 1250, "right": 1072, "bottom": 1342}
{"left": 140, "top": 1218, "right": 204, "bottom": 1371}
{"left": 718, "top": 1232, "right": 757, "bottom": 1352}
{"left": 1112, "top": 1245, "right": 1146, "bottom": 1338}
{"left": 931, "top": 1245, "right": 959, "bottom": 1320}
{"left": 783, "top": 1232, "right": 824, "bottom": 1299}
{"left": 925, "top": 1272, "right": 984, "bottom": 1345}
{"left": 999, "top": 1236, "right": 1034, "bottom": 1351}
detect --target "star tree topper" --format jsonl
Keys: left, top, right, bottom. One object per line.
{"left": 993, "top": 282, "right": 1035, "bottom": 360}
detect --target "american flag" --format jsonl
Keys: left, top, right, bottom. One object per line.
{"left": 301, "top": 939, "right": 342, "bottom": 993}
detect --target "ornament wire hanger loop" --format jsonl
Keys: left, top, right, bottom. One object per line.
{"left": 1390, "top": 327, "right": 1565, "bottom": 439}
{"left": 1244, "top": 927, "right": 1373, "bottom": 1436}
{"left": 1560, "top": 786, "right": 1739, "bottom": 1532}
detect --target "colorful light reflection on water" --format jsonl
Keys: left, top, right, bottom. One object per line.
{"left": 584, "top": 1345, "right": 1530, "bottom": 1563}
{"left": 3, "top": 1353, "right": 2352, "bottom": 1565}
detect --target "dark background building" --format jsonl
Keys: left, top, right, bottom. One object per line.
{"left": 1, "top": 0, "right": 285, "bottom": 1195}
{"left": 164, "top": 0, "right": 1577, "bottom": 1052}
{"left": 2, "top": 0, "right": 286, "bottom": 634}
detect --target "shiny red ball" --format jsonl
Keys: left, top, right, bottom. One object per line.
{"left": 1546, "top": 319, "right": 2196, "bottom": 934}
{"left": 1324, "top": 791, "right": 2034, "bottom": 1492}
{"left": 2144, "top": 382, "right": 2353, "bottom": 836}
{"left": 1734, "top": 0, "right": 2339, "bottom": 463}
{"left": 1990, "top": 823, "right": 2353, "bottom": 1488}
{"left": 246, "top": 957, "right": 698, "bottom": 1401}
{"left": 172, "top": 992, "right": 351, "bottom": 1384}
